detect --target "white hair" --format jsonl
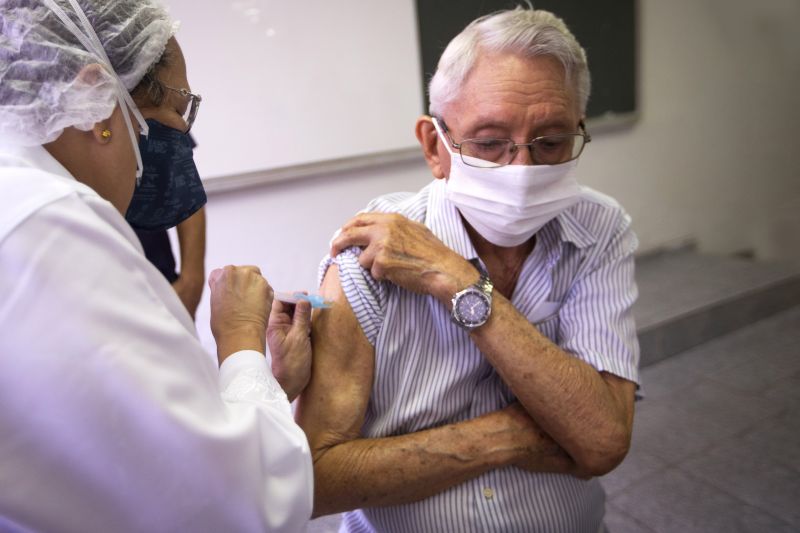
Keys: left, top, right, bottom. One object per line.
{"left": 428, "top": 6, "right": 591, "bottom": 116}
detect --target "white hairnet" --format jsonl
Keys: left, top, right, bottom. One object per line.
{"left": 0, "top": 0, "right": 174, "bottom": 147}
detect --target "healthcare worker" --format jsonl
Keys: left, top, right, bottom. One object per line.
{"left": 0, "top": 1, "right": 313, "bottom": 531}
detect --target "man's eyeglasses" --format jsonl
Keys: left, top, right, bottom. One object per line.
{"left": 163, "top": 84, "right": 202, "bottom": 133}
{"left": 436, "top": 118, "right": 591, "bottom": 168}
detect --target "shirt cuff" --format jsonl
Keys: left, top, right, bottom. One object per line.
{"left": 218, "top": 350, "right": 290, "bottom": 409}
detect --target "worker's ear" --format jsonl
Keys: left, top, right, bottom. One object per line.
{"left": 415, "top": 115, "right": 448, "bottom": 180}
{"left": 91, "top": 119, "right": 114, "bottom": 146}
{"left": 76, "top": 63, "right": 116, "bottom": 145}
{"left": 76, "top": 62, "right": 107, "bottom": 86}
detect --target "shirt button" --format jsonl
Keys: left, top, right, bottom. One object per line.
{"left": 483, "top": 487, "right": 494, "bottom": 500}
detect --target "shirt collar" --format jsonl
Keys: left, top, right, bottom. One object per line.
{"left": 553, "top": 206, "right": 598, "bottom": 249}
{"left": 426, "top": 179, "right": 480, "bottom": 261}
{"left": 0, "top": 144, "right": 77, "bottom": 182}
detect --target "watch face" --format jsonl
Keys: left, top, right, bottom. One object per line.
{"left": 455, "top": 289, "right": 490, "bottom": 327}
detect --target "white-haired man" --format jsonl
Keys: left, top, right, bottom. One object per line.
{"left": 298, "top": 7, "right": 639, "bottom": 532}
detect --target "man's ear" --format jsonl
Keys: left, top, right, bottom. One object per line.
{"left": 415, "top": 115, "right": 447, "bottom": 180}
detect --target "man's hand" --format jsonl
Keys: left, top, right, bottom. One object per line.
{"left": 331, "top": 212, "right": 478, "bottom": 304}
{"left": 208, "top": 265, "right": 272, "bottom": 365}
{"left": 267, "top": 299, "right": 312, "bottom": 401}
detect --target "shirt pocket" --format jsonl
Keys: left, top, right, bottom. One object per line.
{"left": 528, "top": 301, "right": 561, "bottom": 343}
{"left": 527, "top": 300, "right": 561, "bottom": 324}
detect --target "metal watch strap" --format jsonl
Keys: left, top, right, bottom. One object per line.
{"left": 474, "top": 272, "right": 494, "bottom": 297}
{"left": 468, "top": 259, "right": 493, "bottom": 296}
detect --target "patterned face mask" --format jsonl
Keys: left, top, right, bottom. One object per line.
{"left": 125, "top": 119, "right": 207, "bottom": 231}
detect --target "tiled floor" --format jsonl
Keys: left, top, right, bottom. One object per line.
{"left": 602, "top": 304, "right": 800, "bottom": 532}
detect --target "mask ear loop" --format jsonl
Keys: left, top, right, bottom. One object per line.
{"left": 431, "top": 117, "right": 456, "bottom": 157}
{"left": 43, "top": 0, "right": 149, "bottom": 184}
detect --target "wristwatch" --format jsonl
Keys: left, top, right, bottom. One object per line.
{"left": 451, "top": 271, "right": 493, "bottom": 330}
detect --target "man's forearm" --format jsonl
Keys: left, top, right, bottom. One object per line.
{"left": 310, "top": 406, "right": 576, "bottom": 517}
{"left": 471, "top": 294, "right": 634, "bottom": 475}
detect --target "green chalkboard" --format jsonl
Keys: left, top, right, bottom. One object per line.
{"left": 415, "top": 1, "right": 637, "bottom": 122}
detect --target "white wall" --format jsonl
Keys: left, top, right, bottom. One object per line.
{"left": 191, "top": 156, "right": 433, "bottom": 352}
{"left": 589, "top": 0, "right": 800, "bottom": 262}
{"left": 188, "top": 0, "right": 800, "bottom": 350}
{"left": 162, "top": 0, "right": 423, "bottom": 178}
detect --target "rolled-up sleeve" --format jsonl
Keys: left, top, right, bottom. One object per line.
{"left": 318, "top": 247, "right": 389, "bottom": 346}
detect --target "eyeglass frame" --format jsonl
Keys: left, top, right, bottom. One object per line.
{"left": 434, "top": 117, "right": 592, "bottom": 167}
{"left": 163, "top": 84, "right": 202, "bottom": 133}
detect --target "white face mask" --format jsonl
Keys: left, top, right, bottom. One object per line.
{"left": 433, "top": 117, "right": 582, "bottom": 247}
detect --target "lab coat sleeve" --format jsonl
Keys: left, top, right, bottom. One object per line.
{"left": 0, "top": 193, "right": 313, "bottom": 533}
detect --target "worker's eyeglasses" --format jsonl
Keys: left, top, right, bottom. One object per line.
{"left": 163, "top": 84, "right": 202, "bottom": 133}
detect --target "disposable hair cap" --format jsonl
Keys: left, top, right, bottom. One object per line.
{"left": 0, "top": 0, "right": 174, "bottom": 177}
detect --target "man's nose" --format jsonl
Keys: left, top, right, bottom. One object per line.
{"left": 510, "top": 144, "right": 535, "bottom": 165}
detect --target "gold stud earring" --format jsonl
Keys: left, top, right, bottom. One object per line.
{"left": 101, "top": 129, "right": 112, "bottom": 139}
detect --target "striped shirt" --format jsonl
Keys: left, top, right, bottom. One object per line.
{"left": 319, "top": 178, "right": 640, "bottom": 533}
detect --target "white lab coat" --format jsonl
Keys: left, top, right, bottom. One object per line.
{"left": 0, "top": 145, "right": 313, "bottom": 532}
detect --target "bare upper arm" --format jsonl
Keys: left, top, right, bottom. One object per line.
{"left": 294, "top": 263, "right": 375, "bottom": 458}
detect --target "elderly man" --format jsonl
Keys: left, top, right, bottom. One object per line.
{"left": 298, "top": 7, "right": 639, "bottom": 532}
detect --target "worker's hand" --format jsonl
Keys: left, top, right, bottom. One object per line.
{"left": 330, "top": 212, "right": 479, "bottom": 304}
{"left": 267, "top": 299, "right": 312, "bottom": 401}
{"left": 208, "top": 265, "right": 272, "bottom": 365}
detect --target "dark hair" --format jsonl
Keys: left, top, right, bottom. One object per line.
{"left": 132, "top": 46, "right": 172, "bottom": 106}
